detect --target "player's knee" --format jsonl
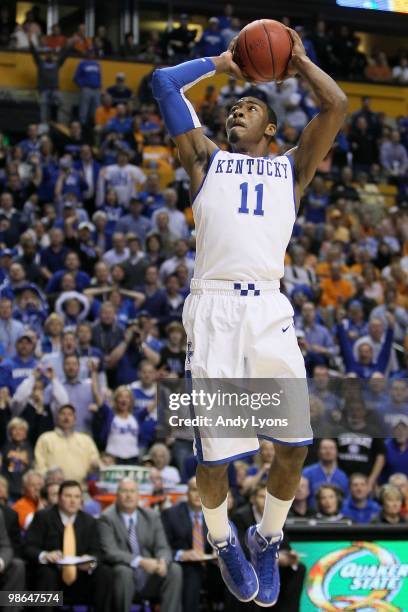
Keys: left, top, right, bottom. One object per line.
{"left": 274, "top": 444, "right": 308, "bottom": 469}
{"left": 196, "top": 463, "right": 229, "bottom": 482}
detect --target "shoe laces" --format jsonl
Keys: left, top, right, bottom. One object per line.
{"left": 218, "top": 538, "right": 246, "bottom": 584}
{"left": 255, "top": 535, "right": 280, "bottom": 589}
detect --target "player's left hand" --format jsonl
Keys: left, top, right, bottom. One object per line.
{"left": 215, "top": 49, "right": 247, "bottom": 81}
{"left": 279, "top": 27, "right": 307, "bottom": 80}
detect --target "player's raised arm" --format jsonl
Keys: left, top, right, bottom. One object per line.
{"left": 152, "top": 52, "right": 243, "bottom": 196}
{"left": 285, "top": 28, "right": 348, "bottom": 195}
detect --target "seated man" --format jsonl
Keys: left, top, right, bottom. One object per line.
{"left": 24, "top": 480, "right": 111, "bottom": 611}
{"left": 12, "top": 470, "right": 44, "bottom": 530}
{"left": 342, "top": 473, "right": 380, "bottom": 524}
{"left": 98, "top": 478, "right": 182, "bottom": 612}
{"left": 0, "top": 510, "right": 25, "bottom": 600}
{"left": 231, "top": 484, "right": 306, "bottom": 612}
{"left": 162, "top": 476, "right": 223, "bottom": 611}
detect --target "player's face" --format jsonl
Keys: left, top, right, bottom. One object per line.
{"left": 226, "top": 98, "right": 276, "bottom": 146}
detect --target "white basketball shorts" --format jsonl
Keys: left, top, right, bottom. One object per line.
{"left": 182, "top": 279, "right": 313, "bottom": 464}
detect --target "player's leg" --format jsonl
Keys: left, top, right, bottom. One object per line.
{"left": 245, "top": 290, "right": 312, "bottom": 607}
{"left": 182, "top": 285, "right": 259, "bottom": 602}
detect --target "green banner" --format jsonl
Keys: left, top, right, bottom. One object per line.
{"left": 292, "top": 540, "right": 408, "bottom": 611}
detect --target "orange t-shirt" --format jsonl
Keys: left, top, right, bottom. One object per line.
{"left": 13, "top": 497, "right": 37, "bottom": 529}
{"left": 320, "top": 277, "right": 355, "bottom": 307}
{"left": 95, "top": 106, "right": 117, "bottom": 126}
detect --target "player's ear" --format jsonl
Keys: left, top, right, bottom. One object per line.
{"left": 265, "top": 123, "right": 277, "bottom": 139}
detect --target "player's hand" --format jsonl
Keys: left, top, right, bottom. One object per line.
{"left": 214, "top": 51, "right": 246, "bottom": 81}
{"left": 279, "top": 27, "right": 307, "bottom": 80}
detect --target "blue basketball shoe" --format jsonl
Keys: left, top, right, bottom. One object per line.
{"left": 208, "top": 522, "right": 259, "bottom": 602}
{"left": 246, "top": 525, "right": 282, "bottom": 607}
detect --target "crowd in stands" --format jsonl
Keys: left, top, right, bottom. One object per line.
{"left": 0, "top": 2, "right": 406, "bottom": 610}
{"left": 1, "top": 3, "right": 407, "bottom": 84}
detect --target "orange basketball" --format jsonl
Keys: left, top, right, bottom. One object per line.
{"left": 233, "top": 19, "right": 293, "bottom": 82}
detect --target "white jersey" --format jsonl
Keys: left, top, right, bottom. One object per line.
{"left": 193, "top": 149, "right": 296, "bottom": 281}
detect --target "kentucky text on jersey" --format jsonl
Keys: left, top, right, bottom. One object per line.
{"left": 215, "top": 158, "right": 289, "bottom": 178}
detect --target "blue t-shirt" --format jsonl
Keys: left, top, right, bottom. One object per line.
{"left": 342, "top": 497, "right": 380, "bottom": 524}
{"left": 303, "top": 462, "right": 349, "bottom": 507}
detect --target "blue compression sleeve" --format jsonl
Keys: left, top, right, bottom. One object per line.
{"left": 152, "top": 57, "right": 216, "bottom": 137}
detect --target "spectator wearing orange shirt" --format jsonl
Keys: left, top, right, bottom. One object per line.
{"left": 12, "top": 470, "right": 44, "bottom": 530}
{"left": 320, "top": 262, "right": 355, "bottom": 307}
{"left": 45, "top": 24, "right": 66, "bottom": 50}
{"left": 95, "top": 93, "right": 117, "bottom": 127}
{"left": 72, "top": 23, "right": 93, "bottom": 55}
{"left": 315, "top": 245, "right": 347, "bottom": 279}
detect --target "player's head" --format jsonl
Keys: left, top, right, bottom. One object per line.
{"left": 226, "top": 97, "right": 277, "bottom": 150}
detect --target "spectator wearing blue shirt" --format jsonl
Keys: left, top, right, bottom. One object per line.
{"left": 3, "top": 330, "right": 38, "bottom": 392}
{"left": 18, "top": 124, "right": 40, "bottom": 158}
{"left": 342, "top": 473, "right": 380, "bottom": 524}
{"left": 0, "top": 296, "right": 24, "bottom": 356}
{"left": 341, "top": 300, "right": 368, "bottom": 346}
{"left": 303, "top": 176, "right": 329, "bottom": 224}
{"left": 380, "top": 379, "right": 408, "bottom": 435}
{"left": 55, "top": 155, "right": 88, "bottom": 202}
{"left": 106, "top": 73, "right": 132, "bottom": 105}
{"left": 74, "top": 144, "right": 101, "bottom": 204}
{"left": 381, "top": 423, "right": 408, "bottom": 483}
{"left": 105, "top": 103, "right": 133, "bottom": 136}
{"left": 45, "top": 251, "right": 91, "bottom": 295}
{"left": 100, "top": 187, "right": 126, "bottom": 235}
{"left": 300, "top": 302, "right": 337, "bottom": 375}
{"left": 73, "top": 49, "right": 101, "bottom": 126}
{"left": 303, "top": 438, "right": 349, "bottom": 508}
{"left": 40, "top": 228, "right": 68, "bottom": 280}
{"left": 337, "top": 318, "right": 394, "bottom": 379}
{"left": 195, "top": 17, "right": 224, "bottom": 57}
{"left": 115, "top": 198, "right": 152, "bottom": 245}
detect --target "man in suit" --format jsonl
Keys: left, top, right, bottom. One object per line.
{"left": 0, "top": 509, "right": 25, "bottom": 610}
{"left": 24, "top": 480, "right": 111, "bottom": 611}
{"left": 231, "top": 484, "right": 306, "bottom": 612}
{"left": 162, "top": 476, "right": 224, "bottom": 611}
{"left": 98, "top": 478, "right": 182, "bottom": 612}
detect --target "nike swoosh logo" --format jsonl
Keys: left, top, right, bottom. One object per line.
{"left": 282, "top": 325, "right": 291, "bottom": 333}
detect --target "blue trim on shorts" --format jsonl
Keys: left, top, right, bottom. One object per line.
{"left": 284, "top": 153, "right": 297, "bottom": 215}
{"left": 258, "top": 434, "right": 314, "bottom": 447}
{"left": 191, "top": 148, "right": 220, "bottom": 205}
{"left": 195, "top": 448, "right": 259, "bottom": 465}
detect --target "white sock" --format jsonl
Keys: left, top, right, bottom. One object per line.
{"left": 258, "top": 492, "right": 294, "bottom": 541}
{"left": 202, "top": 496, "right": 230, "bottom": 544}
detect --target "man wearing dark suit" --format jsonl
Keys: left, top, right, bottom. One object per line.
{"left": 98, "top": 478, "right": 182, "bottom": 612}
{"left": 162, "top": 476, "right": 224, "bottom": 611}
{"left": 0, "top": 509, "right": 25, "bottom": 610}
{"left": 231, "top": 484, "right": 306, "bottom": 612}
{"left": 0, "top": 503, "right": 22, "bottom": 557}
{"left": 24, "top": 480, "right": 111, "bottom": 611}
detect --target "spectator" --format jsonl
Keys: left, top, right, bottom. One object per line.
{"left": 73, "top": 48, "right": 101, "bottom": 126}
{"left": 159, "top": 239, "right": 194, "bottom": 283}
{"left": 59, "top": 354, "right": 102, "bottom": 434}
{"left": 95, "top": 93, "right": 117, "bottom": 131}
{"left": 45, "top": 23, "right": 66, "bottom": 50}
{"left": 314, "top": 484, "right": 349, "bottom": 522}
{"left": 46, "top": 251, "right": 91, "bottom": 295}
{"left": 371, "top": 484, "right": 404, "bottom": 524}
{"left": 121, "top": 31, "right": 140, "bottom": 58}
{"left": 382, "top": 422, "right": 408, "bottom": 483}
{"left": 34, "top": 404, "right": 100, "bottom": 484}
{"left": 334, "top": 399, "right": 386, "bottom": 488}
{"left": 97, "top": 150, "right": 146, "bottom": 209}
{"left": 0, "top": 510, "right": 25, "bottom": 595}
{"left": 299, "top": 302, "right": 336, "bottom": 373}
{"left": 320, "top": 262, "right": 355, "bottom": 308}
{"left": 159, "top": 321, "right": 186, "bottom": 376}
{"left": 349, "top": 116, "right": 378, "bottom": 172}
{"left": 195, "top": 17, "right": 224, "bottom": 57}
{"left": 3, "top": 331, "right": 38, "bottom": 392}
{"left": 120, "top": 235, "right": 149, "bottom": 288}
{"left": 105, "top": 102, "right": 133, "bottom": 136}
{"left": 150, "top": 443, "right": 180, "bottom": 488}
{"left": 152, "top": 188, "right": 188, "bottom": 240}
{"left": 342, "top": 473, "right": 380, "bottom": 523}
{"left": 0, "top": 476, "right": 23, "bottom": 557}
{"left": 0, "top": 297, "right": 24, "bottom": 356}
{"left": 392, "top": 56, "right": 408, "bottom": 84}
{"left": 24, "top": 479, "right": 111, "bottom": 610}
{"left": 29, "top": 33, "right": 71, "bottom": 124}
{"left": 166, "top": 14, "right": 197, "bottom": 61}
{"left": 98, "top": 477, "right": 182, "bottom": 612}
{"left": 354, "top": 314, "right": 398, "bottom": 374}
{"left": 12, "top": 469, "right": 44, "bottom": 530}
{"left": 96, "top": 25, "right": 113, "bottom": 56}
{"left": 380, "top": 130, "right": 408, "bottom": 180}
{"left": 102, "top": 231, "right": 130, "bottom": 268}
{"left": 107, "top": 73, "right": 132, "bottom": 105}
{"left": 92, "top": 386, "right": 139, "bottom": 462}
{"left": 365, "top": 52, "right": 392, "bottom": 83}
{"left": 1, "top": 417, "right": 33, "bottom": 501}
{"left": 303, "top": 439, "right": 349, "bottom": 507}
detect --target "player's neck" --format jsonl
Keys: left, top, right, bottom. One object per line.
{"left": 231, "top": 142, "right": 270, "bottom": 158}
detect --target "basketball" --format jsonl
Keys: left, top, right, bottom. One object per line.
{"left": 233, "top": 19, "right": 293, "bottom": 83}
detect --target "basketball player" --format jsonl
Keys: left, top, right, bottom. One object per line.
{"left": 153, "top": 28, "right": 347, "bottom": 606}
